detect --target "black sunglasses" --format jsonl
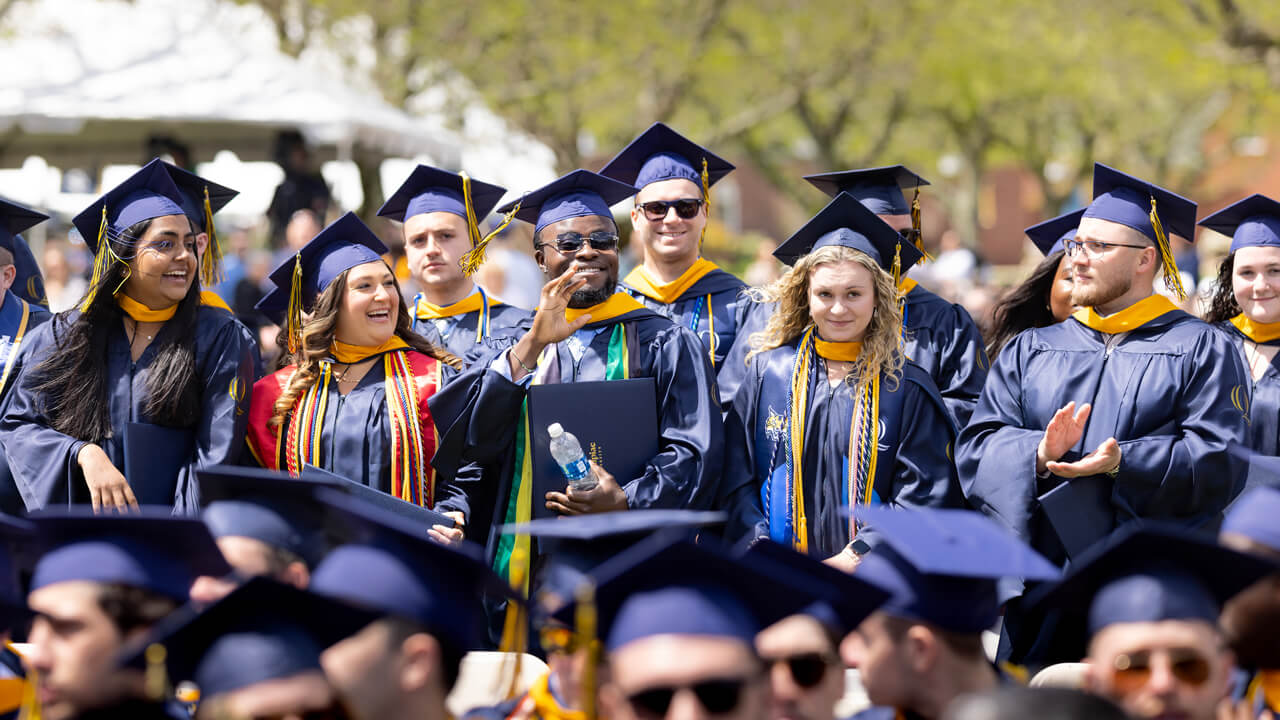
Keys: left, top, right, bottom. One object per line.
{"left": 625, "top": 675, "right": 757, "bottom": 718}
{"left": 639, "top": 198, "right": 704, "bottom": 221}
{"left": 538, "top": 231, "right": 620, "bottom": 255}
{"left": 762, "top": 652, "right": 836, "bottom": 689}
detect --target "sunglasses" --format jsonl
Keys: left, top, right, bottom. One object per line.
{"left": 638, "top": 199, "right": 704, "bottom": 221}
{"left": 761, "top": 652, "right": 837, "bottom": 689}
{"left": 625, "top": 675, "right": 758, "bottom": 718}
{"left": 539, "top": 231, "right": 620, "bottom": 255}
{"left": 1110, "top": 648, "right": 1213, "bottom": 693}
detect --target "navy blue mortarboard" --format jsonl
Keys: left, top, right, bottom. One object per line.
{"left": 599, "top": 122, "right": 735, "bottom": 193}
{"left": 310, "top": 488, "right": 509, "bottom": 651}
{"left": 29, "top": 508, "right": 231, "bottom": 601}
{"left": 773, "top": 192, "right": 924, "bottom": 279}
{"left": 198, "top": 466, "right": 338, "bottom": 568}
{"left": 377, "top": 165, "right": 511, "bottom": 275}
{"left": 162, "top": 162, "right": 238, "bottom": 286}
{"left": 803, "top": 165, "right": 930, "bottom": 217}
{"left": 0, "top": 197, "right": 48, "bottom": 255}
{"left": 1222, "top": 485, "right": 1280, "bottom": 552}
{"left": 1025, "top": 208, "right": 1085, "bottom": 257}
{"left": 122, "top": 577, "right": 378, "bottom": 698}
{"left": 1082, "top": 164, "right": 1198, "bottom": 299}
{"left": 71, "top": 159, "right": 189, "bottom": 256}
{"left": 853, "top": 507, "right": 1059, "bottom": 634}
{"left": 0, "top": 197, "right": 51, "bottom": 305}
{"left": 501, "top": 510, "right": 726, "bottom": 616}
{"left": 554, "top": 534, "right": 827, "bottom": 652}
{"left": 1023, "top": 524, "right": 1277, "bottom": 662}
{"left": 743, "top": 540, "right": 890, "bottom": 635}
{"left": 496, "top": 170, "right": 637, "bottom": 236}
{"left": 254, "top": 285, "right": 287, "bottom": 326}
{"left": 0, "top": 513, "right": 33, "bottom": 632}
{"left": 1198, "top": 193, "right": 1280, "bottom": 255}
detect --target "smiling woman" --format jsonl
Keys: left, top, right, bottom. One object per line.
{"left": 0, "top": 160, "right": 258, "bottom": 512}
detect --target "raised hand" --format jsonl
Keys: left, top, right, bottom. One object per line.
{"left": 1037, "top": 401, "right": 1091, "bottom": 475}
{"left": 510, "top": 268, "right": 592, "bottom": 379}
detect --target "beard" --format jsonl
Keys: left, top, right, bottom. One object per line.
{"left": 569, "top": 276, "right": 617, "bottom": 308}
{"left": 1071, "top": 269, "right": 1132, "bottom": 310}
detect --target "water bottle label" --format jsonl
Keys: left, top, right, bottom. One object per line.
{"left": 560, "top": 457, "right": 590, "bottom": 481}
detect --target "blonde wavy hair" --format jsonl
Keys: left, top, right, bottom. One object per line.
{"left": 747, "top": 245, "right": 906, "bottom": 388}
{"left": 270, "top": 263, "right": 460, "bottom": 428}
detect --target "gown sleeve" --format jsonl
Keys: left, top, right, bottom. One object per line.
{"left": 885, "top": 368, "right": 964, "bottom": 511}
{"left": 717, "top": 352, "right": 767, "bottom": 544}
{"left": 933, "top": 302, "right": 989, "bottom": 429}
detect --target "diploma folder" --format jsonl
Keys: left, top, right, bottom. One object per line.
{"left": 526, "top": 378, "right": 659, "bottom": 519}
{"left": 300, "top": 464, "right": 455, "bottom": 529}
{"left": 122, "top": 422, "right": 194, "bottom": 506}
{"left": 1037, "top": 475, "right": 1115, "bottom": 560}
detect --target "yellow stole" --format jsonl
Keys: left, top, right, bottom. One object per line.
{"left": 1071, "top": 294, "right": 1179, "bottom": 334}
{"left": 331, "top": 336, "right": 411, "bottom": 364}
{"left": 1248, "top": 670, "right": 1280, "bottom": 712}
{"left": 523, "top": 671, "right": 586, "bottom": 720}
{"left": 1231, "top": 314, "right": 1280, "bottom": 344}
{"left": 897, "top": 277, "right": 919, "bottom": 296}
{"left": 815, "top": 339, "right": 861, "bottom": 362}
{"left": 116, "top": 294, "right": 177, "bottom": 322}
{"left": 563, "top": 293, "right": 647, "bottom": 326}
{"left": 414, "top": 290, "right": 488, "bottom": 319}
{"left": 199, "top": 290, "right": 232, "bottom": 313}
{"left": 622, "top": 257, "right": 718, "bottom": 304}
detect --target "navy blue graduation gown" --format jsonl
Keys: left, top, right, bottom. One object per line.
{"left": 0, "top": 305, "right": 257, "bottom": 512}
{"left": 1216, "top": 321, "right": 1280, "bottom": 500}
{"left": 900, "top": 281, "right": 988, "bottom": 429}
{"left": 719, "top": 341, "right": 962, "bottom": 556}
{"left": 410, "top": 294, "right": 531, "bottom": 365}
{"left": 958, "top": 307, "right": 1251, "bottom": 575}
{"left": 0, "top": 291, "right": 50, "bottom": 513}
{"left": 621, "top": 266, "right": 751, "bottom": 406}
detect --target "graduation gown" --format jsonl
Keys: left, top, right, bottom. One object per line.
{"left": 899, "top": 279, "right": 988, "bottom": 429}
{"left": 719, "top": 337, "right": 962, "bottom": 557}
{"left": 0, "top": 305, "right": 257, "bottom": 513}
{"left": 0, "top": 290, "right": 50, "bottom": 515}
{"left": 620, "top": 259, "right": 750, "bottom": 407}
{"left": 246, "top": 348, "right": 462, "bottom": 509}
{"left": 409, "top": 288, "right": 531, "bottom": 364}
{"left": 1217, "top": 318, "right": 1280, "bottom": 500}
{"left": 958, "top": 295, "right": 1251, "bottom": 573}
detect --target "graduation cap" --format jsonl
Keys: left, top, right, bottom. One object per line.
{"left": 1081, "top": 163, "right": 1198, "bottom": 300}
{"left": 28, "top": 507, "right": 231, "bottom": 601}
{"left": 1022, "top": 524, "right": 1278, "bottom": 663}
{"left": 0, "top": 513, "right": 33, "bottom": 632}
{"left": 309, "top": 487, "right": 510, "bottom": 651}
{"left": 500, "top": 509, "right": 727, "bottom": 617}
{"left": 743, "top": 540, "right": 890, "bottom": 635}
{"left": 803, "top": 165, "right": 930, "bottom": 216}
{"left": 1198, "top": 193, "right": 1280, "bottom": 255}
{"left": 599, "top": 122, "right": 734, "bottom": 193}
{"left": 553, "top": 534, "right": 828, "bottom": 652}
{"left": 161, "top": 162, "right": 238, "bottom": 287}
{"left": 265, "top": 212, "right": 389, "bottom": 353}
{"left": 0, "top": 197, "right": 48, "bottom": 255}
{"left": 254, "top": 285, "right": 288, "bottom": 326}
{"left": 1025, "top": 208, "right": 1086, "bottom": 257}
{"left": 496, "top": 170, "right": 638, "bottom": 235}
{"left": 198, "top": 465, "right": 339, "bottom": 568}
{"left": 121, "top": 576, "right": 378, "bottom": 699}
{"left": 773, "top": 192, "right": 923, "bottom": 282}
{"left": 0, "top": 197, "right": 51, "bottom": 307}
{"left": 377, "top": 165, "right": 511, "bottom": 276}
{"left": 853, "top": 507, "right": 1059, "bottom": 634}
{"left": 1220, "top": 443, "right": 1280, "bottom": 552}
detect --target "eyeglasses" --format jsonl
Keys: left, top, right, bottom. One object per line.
{"left": 1064, "top": 238, "right": 1149, "bottom": 258}
{"left": 638, "top": 198, "right": 704, "bottom": 222}
{"left": 1109, "top": 648, "right": 1213, "bottom": 693}
{"left": 761, "top": 652, "right": 838, "bottom": 689}
{"left": 538, "top": 231, "right": 620, "bottom": 255}
{"left": 625, "top": 674, "right": 760, "bottom": 718}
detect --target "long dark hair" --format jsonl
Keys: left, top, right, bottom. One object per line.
{"left": 31, "top": 218, "right": 202, "bottom": 440}
{"left": 986, "top": 250, "right": 1066, "bottom": 359}
{"left": 1203, "top": 253, "right": 1239, "bottom": 325}
{"left": 271, "top": 262, "right": 459, "bottom": 427}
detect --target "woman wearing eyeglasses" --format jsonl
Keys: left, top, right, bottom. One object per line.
{"left": 985, "top": 210, "right": 1082, "bottom": 360}
{"left": 718, "top": 193, "right": 962, "bottom": 564}
{"left": 244, "top": 212, "right": 466, "bottom": 544}
{"left": 1202, "top": 194, "right": 1280, "bottom": 497}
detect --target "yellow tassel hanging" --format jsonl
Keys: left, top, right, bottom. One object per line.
{"left": 79, "top": 207, "right": 112, "bottom": 312}
{"left": 144, "top": 643, "right": 169, "bottom": 702}
{"left": 286, "top": 255, "right": 304, "bottom": 355}
{"left": 1149, "top": 197, "right": 1187, "bottom": 301}
{"left": 575, "top": 582, "right": 599, "bottom": 720}
{"left": 891, "top": 242, "right": 903, "bottom": 288}
{"left": 200, "top": 186, "right": 223, "bottom": 287}
{"left": 910, "top": 187, "right": 934, "bottom": 263}
{"left": 499, "top": 547, "right": 529, "bottom": 700}
{"left": 17, "top": 665, "right": 40, "bottom": 720}
{"left": 698, "top": 157, "right": 711, "bottom": 250}
{"left": 459, "top": 195, "right": 521, "bottom": 279}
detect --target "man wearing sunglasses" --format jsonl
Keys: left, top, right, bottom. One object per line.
{"left": 957, "top": 164, "right": 1250, "bottom": 658}
{"left": 1022, "top": 526, "right": 1277, "bottom": 720}
{"left": 802, "top": 165, "right": 987, "bottom": 429}
{"left": 599, "top": 123, "right": 751, "bottom": 407}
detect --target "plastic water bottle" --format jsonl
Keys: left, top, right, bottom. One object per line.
{"left": 548, "top": 423, "right": 598, "bottom": 492}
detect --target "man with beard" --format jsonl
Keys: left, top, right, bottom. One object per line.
{"left": 957, "top": 164, "right": 1250, "bottom": 661}
{"left": 430, "top": 170, "right": 722, "bottom": 638}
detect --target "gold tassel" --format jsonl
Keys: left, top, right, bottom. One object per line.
{"left": 499, "top": 547, "right": 529, "bottom": 700}
{"left": 200, "top": 186, "right": 223, "bottom": 287}
{"left": 1149, "top": 197, "right": 1187, "bottom": 301}
{"left": 79, "top": 207, "right": 112, "bottom": 312}
{"left": 286, "top": 255, "right": 304, "bottom": 354}
{"left": 910, "top": 187, "right": 933, "bottom": 263}
{"left": 699, "top": 157, "right": 711, "bottom": 250}
{"left": 575, "top": 582, "right": 599, "bottom": 720}
{"left": 891, "top": 242, "right": 903, "bottom": 288}
{"left": 459, "top": 180, "right": 520, "bottom": 279}
{"left": 144, "top": 643, "right": 169, "bottom": 702}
